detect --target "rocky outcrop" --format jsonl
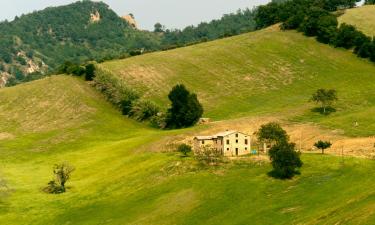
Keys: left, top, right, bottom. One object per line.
{"left": 122, "top": 14, "right": 138, "bottom": 29}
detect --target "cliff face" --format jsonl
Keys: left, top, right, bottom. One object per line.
{"left": 122, "top": 14, "right": 138, "bottom": 29}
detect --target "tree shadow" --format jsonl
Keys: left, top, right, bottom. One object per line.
{"left": 311, "top": 107, "right": 336, "bottom": 115}
{"left": 267, "top": 170, "right": 300, "bottom": 180}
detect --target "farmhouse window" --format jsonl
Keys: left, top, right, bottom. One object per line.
{"left": 202, "top": 140, "right": 205, "bottom": 144}
{"left": 227, "top": 148, "right": 229, "bottom": 151}
{"left": 245, "top": 139, "right": 248, "bottom": 145}
{"left": 236, "top": 134, "right": 238, "bottom": 137}
{"left": 226, "top": 140, "right": 229, "bottom": 144}
{"left": 236, "top": 139, "right": 238, "bottom": 143}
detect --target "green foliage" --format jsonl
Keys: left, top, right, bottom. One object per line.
{"left": 268, "top": 141, "right": 303, "bottom": 179}
{"left": 93, "top": 67, "right": 140, "bottom": 116}
{"left": 310, "top": 89, "right": 338, "bottom": 114}
{"left": 160, "top": 9, "right": 257, "bottom": 49}
{"left": 195, "top": 145, "right": 223, "bottom": 166}
{"left": 365, "top": 0, "right": 375, "bottom": 4}
{"left": 255, "top": 0, "right": 375, "bottom": 64}
{"left": 0, "top": 0, "right": 160, "bottom": 80}
{"left": 129, "top": 100, "right": 160, "bottom": 121}
{"left": 256, "top": 122, "right": 289, "bottom": 146}
{"left": 314, "top": 140, "right": 332, "bottom": 154}
{"left": 44, "top": 162, "right": 75, "bottom": 194}
{"left": 85, "top": 63, "right": 95, "bottom": 81}
{"left": 166, "top": 84, "right": 203, "bottom": 129}
{"left": 177, "top": 144, "right": 192, "bottom": 157}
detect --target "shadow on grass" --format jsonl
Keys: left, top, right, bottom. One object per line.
{"left": 267, "top": 170, "right": 301, "bottom": 180}
{"left": 311, "top": 107, "right": 336, "bottom": 115}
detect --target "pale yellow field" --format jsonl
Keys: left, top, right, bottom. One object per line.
{"left": 339, "top": 5, "right": 375, "bottom": 37}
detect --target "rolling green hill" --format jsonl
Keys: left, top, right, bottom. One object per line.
{"left": 339, "top": 5, "right": 375, "bottom": 37}
{"left": 1, "top": 4, "right": 375, "bottom": 225}
{"left": 102, "top": 26, "right": 375, "bottom": 137}
{"left": 0, "top": 76, "right": 374, "bottom": 225}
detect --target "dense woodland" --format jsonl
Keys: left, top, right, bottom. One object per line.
{"left": 0, "top": 1, "right": 160, "bottom": 86}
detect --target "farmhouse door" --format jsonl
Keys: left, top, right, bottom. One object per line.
{"left": 235, "top": 148, "right": 238, "bottom": 156}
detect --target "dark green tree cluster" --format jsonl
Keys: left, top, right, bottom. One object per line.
{"left": 158, "top": 9, "right": 257, "bottom": 49}
{"left": 257, "top": 122, "right": 303, "bottom": 179}
{"left": 255, "top": 0, "right": 375, "bottom": 63}
{"left": 166, "top": 84, "right": 203, "bottom": 129}
{"left": 57, "top": 62, "right": 96, "bottom": 81}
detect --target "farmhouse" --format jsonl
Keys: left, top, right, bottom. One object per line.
{"left": 194, "top": 131, "right": 251, "bottom": 157}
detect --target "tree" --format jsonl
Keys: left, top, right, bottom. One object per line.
{"left": 154, "top": 23, "right": 164, "bottom": 33}
{"left": 166, "top": 84, "right": 203, "bottom": 129}
{"left": 85, "top": 63, "right": 95, "bottom": 81}
{"left": 310, "top": 89, "right": 338, "bottom": 114}
{"left": 256, "top": 122, "right": 289, "bottom": 148}
{"left": 314, "top": 140, "right": 332, "bottom": 154}
{"left": 44, "top": 162, "right": 75, "bottom": 194}
{"left": 268, "top": 141, "right": 303, "bottom": 179}
{"left": 178, "top": 144, "right": 192, "bottom": 157}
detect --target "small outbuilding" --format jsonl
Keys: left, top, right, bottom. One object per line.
{"left": 194, "top": 130, "right": 251, "bottom": 157}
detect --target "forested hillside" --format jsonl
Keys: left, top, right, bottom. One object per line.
{"left": 0, "top": 1, "right": 262, "bottom": 87}
{"left": 0, "top": 1, "right": 160, "bottom": 86}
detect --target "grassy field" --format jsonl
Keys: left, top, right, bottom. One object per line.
{"left": 102, "top": 26, "right": 375, "bottom": 137}
{"left": 0, "top": 76, "right": 374, "bottom": 225}
{"left": 339, "top": 5, "right": 375, "bottom": 37}
{"left": 1, "top": 8, "right": 375, "bottom": 224}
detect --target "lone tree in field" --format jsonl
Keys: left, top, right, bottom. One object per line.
{"left": 166, "top": 84, "right": 203, "bottom": 129}
{"left": 310, "top": 89, "right": 338, "bottom": 114}
{"left": 269, "top": 141, "right": 303, "bottom": 179}
{"left": 314, "top": 140, "right": 332, "bottom": 154}
{"left": 257, "top": 123, "right": 303, "bottom": 179}
{"left": 256, "top": 122, "right": 289, "bottom": 150}
{"left": 44, "top": 162, "right": 75, "bottom": 194}
{"left": 178, "top": 144, "right": 192, "bottom": 157}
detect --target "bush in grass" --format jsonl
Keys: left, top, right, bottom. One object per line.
{"left": 177, "top": 144, "right": 192, "bottom": 157}
{"left": 150, "top": 113, "right": 167, "bottom": 129}
{"left": 268, "top": 141, "right": 303, "bottom": 179}
{"left": 44, "top": 162, "right": 75, "bottom": 194}
{"left": 195, "top": 145, "right": 223, "bottom": 166}
{"left": 129, "top": 100, "right": 160, "bottom": 121}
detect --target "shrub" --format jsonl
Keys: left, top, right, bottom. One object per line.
{"left": 195, "top": 145, "right": 223, "bottom": 166}
{"left": 85, "top": 63, "right": 95, "bottom": 81}
{"left": 129, "top": 100, "right": 160, "bottom": 121}
{"left": 43, "top": 162, "right": 75, "bottom": 194}
{"left": 177, "top": 144, "right": 192, "bottom": 157}
{"left": 268, "top": 141, "right": 303, "bottom": 179}
{"left": 93, "top": 67, "right": 139, "bottom": 115}
{"left": 166, "top": 84, "right": 203, "bottom": 129}
{"left": 150, "top": 113, "right": 167, "bottom": 129}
